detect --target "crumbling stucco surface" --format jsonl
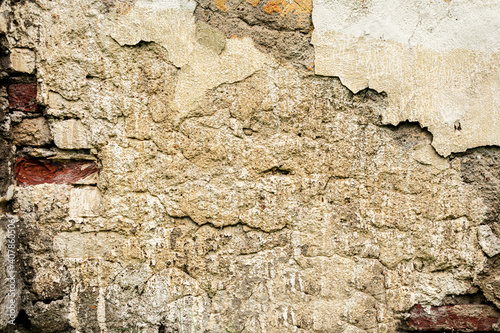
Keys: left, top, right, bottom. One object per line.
{"left": 0, "top": 0, "right": 498, "bottom": 332}
{"left": 311, "top": 0, "right": 500, "bottom": 157}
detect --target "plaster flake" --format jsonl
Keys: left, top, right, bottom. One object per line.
{"left": 311, "top": 0, "right": 500, "bottom": 156}
{"left": 173, "top": 38, "right": 272, "bottom": 114}
{"left": 107, "top": 0, "right": 197, "bottom": 67}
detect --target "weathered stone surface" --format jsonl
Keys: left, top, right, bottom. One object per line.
{"left": 68, "top": 187, "right": 102, "bottom": 218}
{"left": 407, "top": 304, "right": 500, "bottom": 332}
{"left": 0, "top": 137, "right": 13, "bottom": 200}
{"left": 311, "top": 0, "right": 500, "bottom": 156}
{"left": 478, "top": 225, "right": 500, "bottom": 257}
{"left": 12, "top": 117, "right": 51, "bottom": 146}
{"left": 0, "top": 11, "right": 7, "bottom": 34}
{"left": 412, "top": 144, "right": 449, "bottom": 171}
{"left": 459, "top": 148, "right": 500, "bottom": 308}
{"left": 8, "top": 83, "right": 38, "bottom": 112}
{"left": 15, "top": 158, "right": 99, "bottom": 186}
{"left": 107, "top": 0, "right": 197, "bottom": 68}
{"left": 0, "top": 5, "right": 15, "bottom": 330}
{"left": 9, "top": 48, "right": 35, "bottom": 74}
{"left": 51, "top": 119, "right": 91, "bottom": 150}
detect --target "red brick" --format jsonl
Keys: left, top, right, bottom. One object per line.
{"left": 8, "top": 83, "right": 38, "bottom": 112}
{"left": 407, "top": 304, "right": 500, "bottom": 332}
{"left": 15, "top": 157, "right": 99, "bottom": 185}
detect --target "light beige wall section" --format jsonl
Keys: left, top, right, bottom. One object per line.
{"left": 107, "top": 0, "right": 197, "bottom": 68}
{"left": 312, "top": 0, "right": 500, "bottom": 156}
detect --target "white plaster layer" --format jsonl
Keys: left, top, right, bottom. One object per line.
{"left": 312, "top": 0, "right": 500, "bottom": 156}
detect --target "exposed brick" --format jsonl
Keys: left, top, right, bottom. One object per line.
{"left": 15, "top": 157, "right": 99, "bottom": 186}
{"left": 8, "top": 83, "right": 38, "bottom": 112}
{"left": 407, "top": 304, "right": 500, "bottom": 332}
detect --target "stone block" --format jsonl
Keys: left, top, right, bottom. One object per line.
{"left": 0, "top": 12, "right": 8, "bottom": 34}
{"left": 8, "top": 83, "right": 38, "bottom": 112}
{"left": 51, "top": 119, "right": 91, "bottom": 149}
{"left": 407, "top": 304, "right": 500, "bottom": 331}
{"left": 69, "top": 187, "right": 102, "bottom": 218}
{"left": 12, "top": 117, "right": 51, "bottom": 146}
{"left": 478, "top": 225, "right": 500, "bottom": 257}
{"left": 9, "top": 48, "right": 35, "bottom": 74}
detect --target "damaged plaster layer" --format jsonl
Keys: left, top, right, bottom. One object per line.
{"left": 107, "top": 0, "right": 273, "bottom": 117}
{"left": 311, "top": 0, "right": 500, "bottom": 156}
{"left": 2, "top": 0, "right": 499, "bottom": 332}
{"left": 106, "top": 0, "right": 197, "bottom": 68}
{"left": 193, "top": 0, "right": 314, "bottom": 69}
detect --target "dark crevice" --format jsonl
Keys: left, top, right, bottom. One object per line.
{"left": 261, "top": 166, "right": 291, "bottom": 175}
{"left": 14, "top": 310, "right": 31, "bottom": 330}
{"left": 354, "top": 87, "right": 387, "bottom": 101}
{"left": 441, "top": 291, "right": 493, "bottom": 306}
{"left": 383, "top": 121, "right": 434, "bottom": 148}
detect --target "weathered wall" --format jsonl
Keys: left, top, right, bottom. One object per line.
{"left": 0, "top": 0, "right": 498, "bottom": 332}
{"left": 312, "top": 0, "right": 500, "bottom": 157}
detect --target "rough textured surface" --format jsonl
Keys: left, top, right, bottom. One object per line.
{"left": 0, "top": 4, "right": 19, "bottom": 329}
{"left": 311, "top": 0, "right": 500, "bottom": 156}
{"left": 8, "top": 83, "right": 38, "bottom": 112}
{"left": 194, "top": 0, "right": 314, "bottom": 69}
{"left": 478, "top": 225, "right": 500, "bottom": 258}
{"left": 12, "top": 117, "right": 52, "bottom": 146}
{"left": 458, "top": 147, "right": 500, "bottom": 309}
{"left": 0, "top": 0, "right": 497, "bottom": 332}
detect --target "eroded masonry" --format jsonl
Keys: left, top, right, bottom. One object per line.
{"left": 0, "top": 0, "right": 499, "bottom": 332}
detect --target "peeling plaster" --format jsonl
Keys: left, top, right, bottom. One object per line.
{"left": 311, "top": 0, "right": 500, "bottom": 156}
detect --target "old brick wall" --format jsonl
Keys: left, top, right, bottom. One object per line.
{"left": 0, "top": 0, "right": 498, "bottom": 332}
